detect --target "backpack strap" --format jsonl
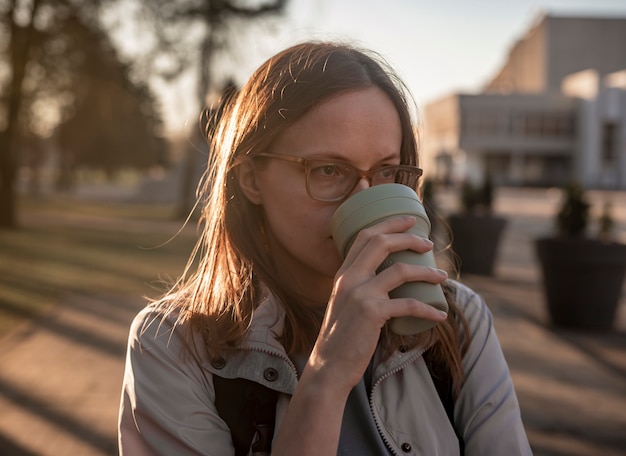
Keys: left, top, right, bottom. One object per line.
{"left": 424, "top": 346, "right": 465, "bottom": 454}
{"left": 213, "top": 375, "right": 278, "bottom": 456}
{"left": 423, "top": 349, "right": 455, "bottom": 426}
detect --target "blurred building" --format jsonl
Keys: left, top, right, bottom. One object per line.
{"left": 422, "top": 13, "right": 626, "bottom": 189}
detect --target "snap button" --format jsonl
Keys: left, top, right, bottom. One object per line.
{"left": 263, "top": 367, "right": 278, "bottom": 382}
{"left": 211, "top": 357, "right": 226, "bottom": 369}
{"left": 401, "top": 442, "right": 412, "bottom": 452}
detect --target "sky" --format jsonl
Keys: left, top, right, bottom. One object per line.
{"left": 162, "top": 0, "right": 626, "bottom": 134}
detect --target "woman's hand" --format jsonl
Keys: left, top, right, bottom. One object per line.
{"left": 309, "top": 216, "right": 448, "bottom": 394}
{"left": 272, "top": 216, "right": 448, "bottom": 456}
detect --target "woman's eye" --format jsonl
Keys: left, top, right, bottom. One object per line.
{"left": 312, "top": 164, "right": 340, "bottom": 178}
{"left": 379, "top": 167, "right": 397, "bottom": 179}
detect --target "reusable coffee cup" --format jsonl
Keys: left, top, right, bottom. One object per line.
{"left": 331, "top": 183, "right": 448, "bottom": 335}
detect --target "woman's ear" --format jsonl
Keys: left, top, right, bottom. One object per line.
{"left": 235, "top": 160, "right": 263, "bottom": 205}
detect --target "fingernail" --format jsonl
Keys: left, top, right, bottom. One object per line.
{"left": 435, "top": 268, "right": 448, "bottom": 277}
{"left": 423, "top": 238, "right": 434, "bottom": 247}
{"left": 438, "top": 310, "right": 448, "bottom": 319}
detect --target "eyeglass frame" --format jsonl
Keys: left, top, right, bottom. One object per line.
{"left": 254, "top": 151, "right": 423, "bottom": 202}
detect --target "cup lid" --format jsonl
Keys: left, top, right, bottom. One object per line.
{"left": 331, "top": 184, "right": 429, "bottom": 256}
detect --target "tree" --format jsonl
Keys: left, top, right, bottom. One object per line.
{"left": 0, "top": 0, "right": 289, "bottom": 228}
{"left": 131, "top": 0, "right": 287, "bottom": 103}
{"left": 129, "top": 0, "right": 288, "bottom": 217}
{"left": 1, "top": 0, "right": 105, "bottom": 227}
{"left": 0, "top": 0, "right": 166, "bottom": 227}
{"left": 55, "top": 13, "right": 167, "bottom": 189}
{"left": 0, "top": 0, "right": 43, "bottom": 228}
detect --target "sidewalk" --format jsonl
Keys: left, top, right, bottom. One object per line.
{"left": 0, "top": 293, "right": 143, "bottom": 455}
{"left": 0, "top": 188, "right": 625, "bottom": 455}
{"left": 462, "top": 187, "right": 626, "bottom": 456}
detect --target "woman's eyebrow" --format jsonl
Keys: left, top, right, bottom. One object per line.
{"left": 304, "top": 151, "right": 400, "bottom": 163}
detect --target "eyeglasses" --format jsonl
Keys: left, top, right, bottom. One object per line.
{"left": 255, "top": 152, "right": 423, "bottom": 202}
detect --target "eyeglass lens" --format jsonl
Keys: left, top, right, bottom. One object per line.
{"left": 306, "top": 160, "right": 420, "bottom": 201}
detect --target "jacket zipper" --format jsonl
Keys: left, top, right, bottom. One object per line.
{"left": 368, "top": 348, "right": 426, "bottom": 455}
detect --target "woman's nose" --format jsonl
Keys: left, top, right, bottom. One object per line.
{"left": 351, "top": 177, "right": 372, "bottom": 194}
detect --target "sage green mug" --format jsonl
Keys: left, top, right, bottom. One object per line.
{"left": 331, "top": 183, "right": 448, "bottom": 335}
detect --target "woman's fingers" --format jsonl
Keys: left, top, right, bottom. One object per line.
{"left": 338, "top": 263, "right": 448, "bottom": 321}
{"left": 312, "top": 216, "right": 447, "bottom": 392}
{"left": 340, "top": 217, "right": 434, "bottom": 274}
{"left": 376, "top": 261, "right": 448, "bottom": 289}
{"left": 341, "top": 216, "right": 415, "bottom": 259}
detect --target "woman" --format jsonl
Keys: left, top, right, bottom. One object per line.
{"left": 118, "top": 41, "right": 531, "bottom": 455}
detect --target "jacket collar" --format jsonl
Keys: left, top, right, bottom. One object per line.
{"left": 202, "top": 293, "right": 299, "bottom": 394}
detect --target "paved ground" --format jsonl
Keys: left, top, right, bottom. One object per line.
{"left": 462, "top": 188, "right": 626, "bottom": 456}
{"left": 0, "top": 187, "right": 625, "bottom": 455}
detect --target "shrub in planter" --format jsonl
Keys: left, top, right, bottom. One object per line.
{"left": 421, "top": 178, "right": 442, "bottom": 238}
{"left": 535, "top": 182, "right": 626, "bottom": 331}
{"left": 420, "top": 178, "right": 454, "bottom": 271}
{"left": 447, "top": 175, "right": 507, "bottom": 276}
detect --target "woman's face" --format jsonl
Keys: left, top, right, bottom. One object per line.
{"left": 241, "top": 87, "right": 403, "bottom": 305}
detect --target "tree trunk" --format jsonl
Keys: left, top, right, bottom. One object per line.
{"left": 176, "top": 17, "right": 215, "bottom": 220}
{"left": 0, "top": 0, "right": 42, "bottom": 229}
{"left": 0, "top": 136, "right": 17, "bottom": 228}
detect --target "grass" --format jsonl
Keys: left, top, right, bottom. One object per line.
{"left": 0, "top": 196, "right": 199, "bottom": 339}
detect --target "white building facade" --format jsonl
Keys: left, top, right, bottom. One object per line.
{"left": 422, "top": 14, "right": 626, "bottom": 190}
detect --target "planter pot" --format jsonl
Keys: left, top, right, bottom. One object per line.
{"left": 535, "top": 237, "right": 626, "bottom": 331}
{"left": 447, "top": 214, "right": 507, "bottom": 276}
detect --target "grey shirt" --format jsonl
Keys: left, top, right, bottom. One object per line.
{"left": 292, "top": 355, "right": 392, "bottom": 455}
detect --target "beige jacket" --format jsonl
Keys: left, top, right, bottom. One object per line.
{"left": 118, "top": 280, "right": 532, "bottom": 455}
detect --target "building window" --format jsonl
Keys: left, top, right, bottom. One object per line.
{"left": 523, "top": 111, "right": 575, "bottom": 138}
{"left": 602, "top": 122, "right": 617, "bottom": 162}
{"left": 478, "top": 111, "right": 502, "bottom": 134}
{"left": 544, "top": 112, "right": 576, "bottom": 137}
{"left": 461, "top": 109, "right": 510, "bottom": 136}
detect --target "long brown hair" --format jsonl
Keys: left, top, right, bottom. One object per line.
{"left": 162, "top": 41, "right": 470, "bottom": 393}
